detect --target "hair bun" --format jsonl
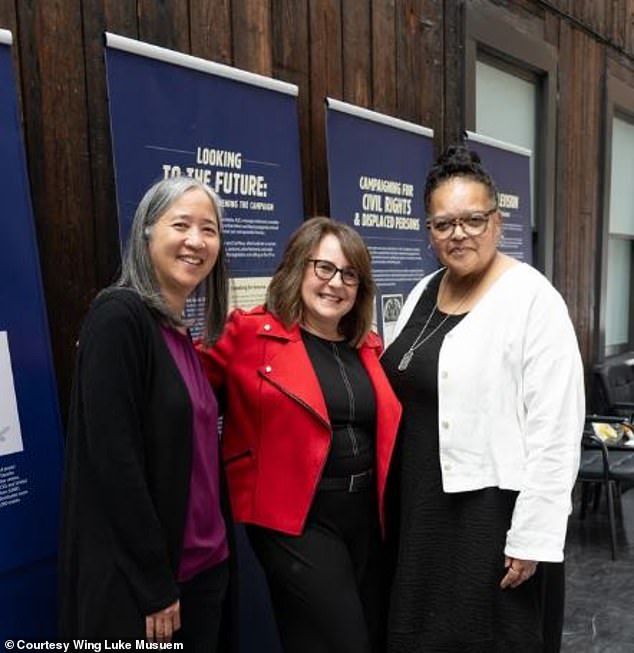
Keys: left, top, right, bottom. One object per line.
{"left": 438, "top": 145, "right": 480, "bottom": 167}
{"left": 424, "top": 142, "right": 497, "bottom": 211}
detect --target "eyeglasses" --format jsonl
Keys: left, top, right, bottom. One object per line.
{"left": 308, "top": 259, "right": 361, "bottom": 286}
{"left": 426, "top": 206, "right": 497, "bottom": 240}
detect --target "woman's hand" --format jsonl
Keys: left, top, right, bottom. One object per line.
{"left": 146, "top": 600, "right": 180, "bottom": 642}
{"left": 500, "top": 556, "right": 537, "bottom": 589}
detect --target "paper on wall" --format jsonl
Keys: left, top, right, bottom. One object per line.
{"left": 0, "top": 331, "right": 23, "bottom": 456}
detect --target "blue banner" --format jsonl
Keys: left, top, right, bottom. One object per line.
{"left": 105, "top": 33, "right": 304, "bottom": 311}
{"left": 326, "top": 100, "right": 436, "bottom": 345}
{"left": 467, "top": 132, "right": 533, "bottom": 265}
{"left": 0, "top": 31, "right": 64, "bottom": 638}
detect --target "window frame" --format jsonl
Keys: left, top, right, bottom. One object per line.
{"left": 465, "top": 6, "right": 557, "bottom": 279}
{"left": 599, "top": 75, "right": 634, "bottom": 356}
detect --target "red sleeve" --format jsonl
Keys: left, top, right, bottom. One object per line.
{"left": 362, "top": 330, "right": 384, "bottom": 356}
{"left": 195, "top": 308, "right": 244, "bottom": 389}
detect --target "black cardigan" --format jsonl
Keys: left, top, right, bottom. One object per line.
{"left": 59, "top": 288, "right": 229, "bottom": 638}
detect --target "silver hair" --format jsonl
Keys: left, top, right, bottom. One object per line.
{"left": 115, "top": 176, "right": 229, "bottom": 342}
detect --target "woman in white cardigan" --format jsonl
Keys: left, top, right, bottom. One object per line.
{"left": 381, "top": 145, "right": 584, "bottom": 653}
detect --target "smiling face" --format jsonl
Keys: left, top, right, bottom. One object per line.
{"left": 300, "top": 233, "right": 359, "bottom": 339}
{"left": 148, "top": 188, "right": 220, "bottom": 314}
{"left": 428, "top": 177, "right": 501, "bottom": 280}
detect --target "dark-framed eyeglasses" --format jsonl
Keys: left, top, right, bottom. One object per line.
{"left": 308, "top": 259, "right": 361, "bottom": 286}
{"left": 425, "top": 206, "right": 497, "bottom": 240}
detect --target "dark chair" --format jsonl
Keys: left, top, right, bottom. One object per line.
{"left": 590, "top": 354, "right": 634, "bottom": 420}
{"left": 577, "top": 415, "right": 634, "bottom": 560}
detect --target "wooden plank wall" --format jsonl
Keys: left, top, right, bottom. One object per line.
{"left": 0, "top": 0, "right": 633, "bottom": 417}
{"left": 550, "top": 22, "right": 603, "bottom": 366}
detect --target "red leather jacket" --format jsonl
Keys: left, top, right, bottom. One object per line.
{"left": 196, "top": 306, "right": 401, "bottom": 536}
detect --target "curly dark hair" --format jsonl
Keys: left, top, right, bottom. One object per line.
{"left": 424, "top": 145, "right": 498, "bottom": 213}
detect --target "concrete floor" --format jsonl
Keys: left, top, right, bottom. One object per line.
{"left": 562, "top": 484, "right": 634, "bottom": 652}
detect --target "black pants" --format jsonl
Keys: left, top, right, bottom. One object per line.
{"left": 540, "top": 561, "right": 565, "bottom": 653}
{"left": 173, "top": 559, "right": 229, "bottom": 653}
{"left": 247, "top": 487, "right": 383, "bottom": 653}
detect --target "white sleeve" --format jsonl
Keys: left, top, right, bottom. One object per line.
{"left": 504, "top": 285, "right": 585, "bottom": 561}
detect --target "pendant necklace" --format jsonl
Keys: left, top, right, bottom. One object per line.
{"left": 397, "top": 274, "right": 475, "bottom": 372}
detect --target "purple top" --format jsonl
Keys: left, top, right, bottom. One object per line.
{"left": 161, "top": 326, "right": 229, "bottom": 582}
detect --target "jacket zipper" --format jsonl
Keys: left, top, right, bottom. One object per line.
{"left": 224, "top": 448, "right": 253, "bottom": 465}
{"left": 258, "top": 371, "right": 331, "bottom": 430}
{"left": 259, "top": 370, "right": 333, "bottom": 531}
{"left": 331, "top": 342, "right": 360, "bottom": 456}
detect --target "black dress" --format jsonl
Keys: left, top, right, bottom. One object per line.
{"left": 381, "top": 273, "right": 545, "bottom": 653}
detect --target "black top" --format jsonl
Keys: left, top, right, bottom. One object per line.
{"left": 381, "top": 273, "right": 465, "bottom": 548}
{"left": 301, "top": 329, "right": 376, "bottom": 477}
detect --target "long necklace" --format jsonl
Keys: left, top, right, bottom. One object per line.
{"left": 397, "top": 274, "right": 475, "bottom": 372}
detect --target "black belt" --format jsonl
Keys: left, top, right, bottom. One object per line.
{"left": 318, "top": 469, "right": 373, "bottom": 493}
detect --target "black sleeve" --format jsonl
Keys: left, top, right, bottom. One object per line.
{"left": 75, "top": 295, "right": 179, "bottom": 614}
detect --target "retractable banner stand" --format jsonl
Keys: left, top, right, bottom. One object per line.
{"left": 466, "top": 131, "right": 533, "bottom": 265}
{"left": 104, "top": 34, "right": 307, "bottom": 652}
{"left": 104, "top": 33, "right": 304, "bottom": 312}
{"left": 0, "top": 30, "right": 64, "bottom": 638}
{"left": 325, "top": 99, "right": 436, "bottom": 346}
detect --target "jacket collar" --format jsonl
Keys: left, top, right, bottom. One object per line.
{"left": 255, "top": 315, "right": 302, "bottom": 342}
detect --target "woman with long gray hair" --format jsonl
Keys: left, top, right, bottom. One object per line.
{"left": 60, "top": 176, "right": 233, "bottom": 651}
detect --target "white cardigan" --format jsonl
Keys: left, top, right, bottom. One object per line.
{"left": 388, "top": 263, "right": 585, "bottom": 562}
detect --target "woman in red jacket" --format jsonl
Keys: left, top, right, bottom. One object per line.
{"left": 197, "top": 217, "right": 401, "bottom": 653}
